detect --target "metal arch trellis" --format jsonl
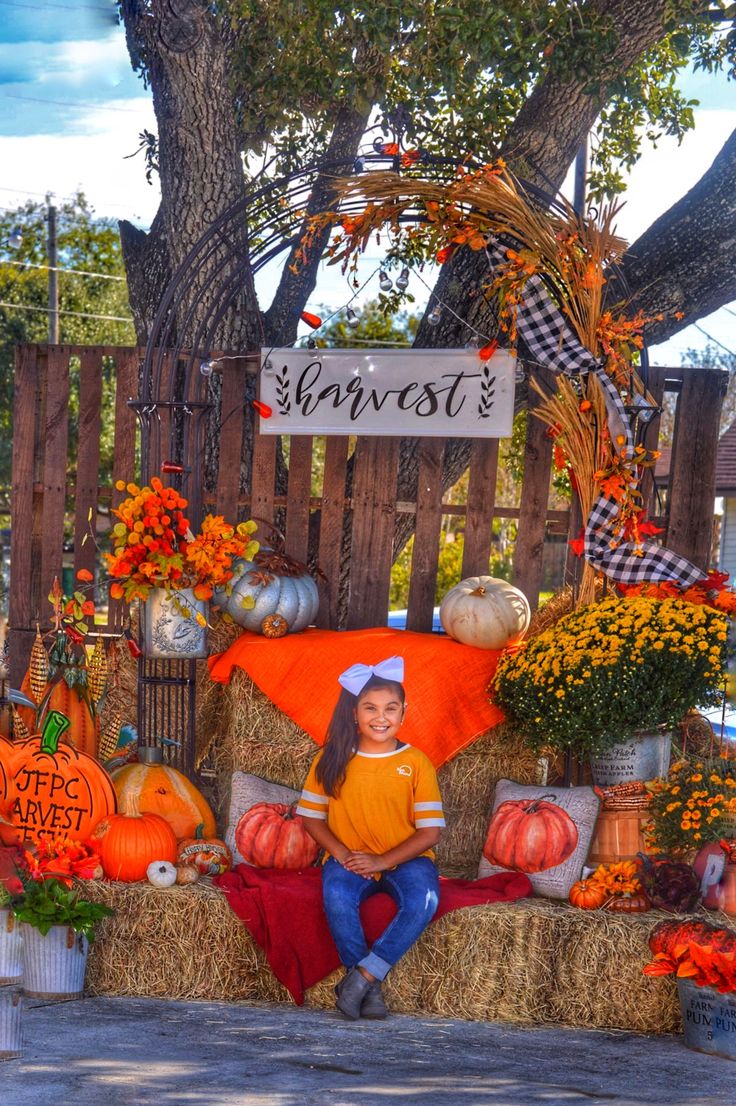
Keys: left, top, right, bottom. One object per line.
{"left": 131, "top": 144, "right": 651, "bottom": 772}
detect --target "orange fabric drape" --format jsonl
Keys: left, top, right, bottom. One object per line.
{"left": 208, "top": 627, "right": 506, "bottom": 767}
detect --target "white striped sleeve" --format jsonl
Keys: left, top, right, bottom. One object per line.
{"left": 413, "top": 800, "right": 445, "bottom": 828}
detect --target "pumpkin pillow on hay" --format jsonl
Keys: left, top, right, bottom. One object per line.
{"left": 478, "top": 779, "right": 600, "bottom": 900}
{"left": 225, "top": 772, "right": 300, "bottom": 865}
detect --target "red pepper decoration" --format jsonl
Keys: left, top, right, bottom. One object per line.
{"left": 479, "top": 341, "right": 498, "bottom": 361}
{"left": 161, "top": 462, "right": 184, "bottom": 474}
{"left": 252, "top": 400, "right": 272, "bottom": 419}
{"left": 300, "top": 311, "right": 322, "bottom": 329}
{"left": 65, "top": 625, "right": 85, "bottom": 645}
{"left": 124, "top": 628, "right": 142, "bottom": 659}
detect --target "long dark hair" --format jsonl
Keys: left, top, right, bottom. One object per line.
{"left": 315, "top": 675, "right": 406, "bottom": 797}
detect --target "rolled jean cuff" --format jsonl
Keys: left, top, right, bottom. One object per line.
{"left": 358, "top": 951, "right": 392, "bottom": 981}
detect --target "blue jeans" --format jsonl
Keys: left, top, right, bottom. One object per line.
{"left": 321, "top": 856, "right": 440, "bottom": 981}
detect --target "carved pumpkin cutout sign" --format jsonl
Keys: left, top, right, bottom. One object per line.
{"left": 479, "top": 780, "right": 601, "bottom": 900}
{"left": 9, "top": 710, "right": 117, "bottom": 841}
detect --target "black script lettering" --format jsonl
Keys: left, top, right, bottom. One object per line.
{"left": 443, "top": 372, "right": 481, "bottom": 417}
{"left": 397, "top": 382, "right": 420, "bottom": 410}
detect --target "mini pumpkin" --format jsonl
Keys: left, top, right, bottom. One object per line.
{"left": 236, "top": 801, "right": 319, "bottom": 869}
{"left": 439, "top": 576, "right": 530, "bottom": 650}
{"left": 261, "top": 614, "right": 289, "bottom": 638}
{"left": 147, "top": 859, "right": 177, "bottom": 888}
{"left": 177, "top": 823, "right": 232, "bottom": 876}
{"left": 568, "top": 879, "right": 607, "bottom": 910}
{"left": 175, "top": 863, "right": 200, "bottom": 885}
{"left": 605, "top": 891, "right": 651, "bottom": 914}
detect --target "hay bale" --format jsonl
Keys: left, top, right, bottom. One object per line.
{"left": 83, "top": 880, "right": 681, "bottom": 1033}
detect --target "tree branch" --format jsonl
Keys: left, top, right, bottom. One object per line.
{"left": 617, "top": 128, "right": 736, "bottom": 346}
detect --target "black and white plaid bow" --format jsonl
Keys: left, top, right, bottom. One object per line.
{"left": 485, "top": 241, "right": 705, "bottom": 588}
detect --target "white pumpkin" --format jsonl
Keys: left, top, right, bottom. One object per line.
{"left": 439, "top": 576, "right": 530, "bottom": 650}
{"left": 146, "top": 860, "right": 177, "bottom": 889}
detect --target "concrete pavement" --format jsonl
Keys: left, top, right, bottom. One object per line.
{"left": 2, "top": 995, "right": 734, "bottom": 1106}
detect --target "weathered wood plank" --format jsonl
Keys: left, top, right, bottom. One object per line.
{"left": 9, "top": 345, "right": 40, "bottom": 685}
{"left": 461, "top": 438, "right": 500, "bottom": 578}
{"left": 639, "top": 365, "right": 668, "bottom": 518}
{"left": 406, "top": 439, "right": 444, "bottom": 632}
{"left": 39, "top": 347, "right": 70, "bottom": 613}
{"left": 215, "top": 357, "right": 247, "bottom": 522}
{"left": 316, "top": 437, "right": 349, "bottom": 629}
{"left": 512, "top": 373, "right": 554, "bottom": 609}
{"left": 108, "top": 349, "right": 139, "bottom": 631}
{"left": 284, "top": 436, "right": 313, "bottom": 565}
{"left": 250, "top": 417, "right": 277, "bottom": 542}
{"left": 347, "top": 437, "right": 400, "bottom": 630}
{"left": 73, "top": 348, "right": 103, "bottom": 586}
{"left": 667, "top": 367, "right": 727, "bottom": 570}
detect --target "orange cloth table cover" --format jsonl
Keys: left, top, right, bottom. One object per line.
{"left": 208, "top": 627, "right": 506, "bottom": 767}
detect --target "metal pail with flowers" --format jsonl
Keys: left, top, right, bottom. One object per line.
{"left": 678, "top": 978, "right": 736, "bottom": 1061}
{"left": 590, "top": 730, "right": 672, "bottom": 787}
{"left": 0, "top": 910, "right": 22, "bottom": 985}
{"left": 0, "top": 983, "right": 22, "bottom": 1059}
{"left": 142, "top": 588, "right": 208, "bottom": 659}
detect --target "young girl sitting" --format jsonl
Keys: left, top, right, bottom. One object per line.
{"left": 296, "top": 656, "right": 445, "bottom": 1020}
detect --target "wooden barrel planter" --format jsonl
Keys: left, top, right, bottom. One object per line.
{"left": 588, "top": 809, "right": 650, "bottom": 866}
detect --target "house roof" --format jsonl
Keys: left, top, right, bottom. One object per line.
{"left": 655, "top": 421, "right": 736, "bottom": 496}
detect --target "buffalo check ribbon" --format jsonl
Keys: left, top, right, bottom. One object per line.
{"left": 484, "top": 241, "right": 705, "bottom": 588}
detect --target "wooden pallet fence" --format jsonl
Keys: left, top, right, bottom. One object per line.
{"left": 8, "top": 345, "right": 724, "bottom": 682}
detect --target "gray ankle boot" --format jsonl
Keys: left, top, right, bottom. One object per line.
{"left": 360, "top": 980, "right": 388, "bottom": 1019}
{"left": 335, "top": 967, "right": 371, "bottom": 1020}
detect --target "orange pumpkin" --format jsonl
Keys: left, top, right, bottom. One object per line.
{"left": 8, "top": 710, "right": 116, "bottom": 841}
{"left": 90, "top": 794, "right": 178, "bottom": 882}
{"left": 568, "top": 879, "right": 608, "bottom": 910}
{"left": 177, "top": 823, "right": 232, "bottom": 875}
{"left": 111, "top": 748, "right": 216, "bottom": 840}
{"left": 17, "top": 671, "right": 99, "bottom": 757}
{"left": 236, "top": 802, "right": 319, "bottom": 869}
{"left": 483, "top": 795, "right": 579, "bottom": 874}
{"left": 0, "top": 735, "right": 19, "bottom": 819}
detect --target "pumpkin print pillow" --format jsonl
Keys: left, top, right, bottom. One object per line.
{"left": 225, "top": 772, "right": 299, "bottom": 866}
{"left": 477, "top": 779, "right": 600, "bottom": 899}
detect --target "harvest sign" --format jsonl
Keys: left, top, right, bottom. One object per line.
{"left": 258, "top": 348, "right": 516, "bottom": 437}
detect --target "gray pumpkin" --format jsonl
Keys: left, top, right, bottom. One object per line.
{"left": 213, "top": 557, "right": 319, "bottom": 634}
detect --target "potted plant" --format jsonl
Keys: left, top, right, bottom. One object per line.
{"left": 644, "top": 918, "right": 736, "bottom": 1060}
{"left": 492, "top": 595, "right": 727, "bottom": 785}
{"left": 0, "top": 844, "right": 24, "bottom": 986}
{"left": 106, "top": 477, "right": 259, "bottom": 658}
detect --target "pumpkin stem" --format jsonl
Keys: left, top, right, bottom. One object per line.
{"left": 524, "top": 793, "right": 557, "bottom": 814}
{"left": 470, "top": 586, "right": 487, "bottom": 597}
{"left": 195, "top": 823, "right": 205, "bottom": 840}
{"left": 39, "top": 710, "right": 71, "bottom": 755}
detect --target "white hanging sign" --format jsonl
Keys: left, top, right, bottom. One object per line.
{"left": 258, "top": 348, "right": 516, "bottom": 438}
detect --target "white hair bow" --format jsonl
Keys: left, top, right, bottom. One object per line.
{"left": 337, "top": 656, "right": 405, "bottom": 697}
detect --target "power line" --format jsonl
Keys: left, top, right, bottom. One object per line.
{"left": 693, "top": 322, "right": 736, "bottom": 358}
{"left": 0, "top": 300, "right": 133, "bottom": 324}
{"left": 0, "top": 258, "right": 125, "bottom": 281}
{"left": 2, "top": 93, "right": 144, "bottom": 115}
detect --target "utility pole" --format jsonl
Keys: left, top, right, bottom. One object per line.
{"left": 47, "top": 202, "right": 59, "bottom": 344}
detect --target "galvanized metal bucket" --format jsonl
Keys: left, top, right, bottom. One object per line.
{"left": 141, "top": 587, "right": 208, "bottom": 659}
{"left": 0, "top": 984, "right": 23, "bottom": 1059}
{"left": 0, "top": 910, "right": 22, "bottom": 986}
{"left": 678, "top": 978, "right": 736, "bottom": 1060}
{"left": 590, "top": 731, "right": 672, "bottom": 787}
{"left": 21, "top": 924, "right": 89, "bottom": 1000}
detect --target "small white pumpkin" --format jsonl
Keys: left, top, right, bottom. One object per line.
{"left": 146, "top": 859, "right": 177, "bottom": 889}
{"left": 439, "top": 576, "right": 531, "bottom": 650}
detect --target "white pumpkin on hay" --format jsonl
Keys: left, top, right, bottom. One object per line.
{"left": 439, "top": 576, "right": 530, "bottom": 650}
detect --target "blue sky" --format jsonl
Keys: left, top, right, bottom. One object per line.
{"left": 0, "top": 1, "right": 733, "bottom": 364}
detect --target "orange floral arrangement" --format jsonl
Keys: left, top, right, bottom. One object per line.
{"left": 644, "top": 920, "right": 736, "bottom": 993}
{"left": 25, "top": 835, "right": 103, "bottom": 885}
{"left": 589, "top": 860, "right": 643, "bottom": 898}
{"left": 107, "top": 477, "right": 258, "bottom": 603}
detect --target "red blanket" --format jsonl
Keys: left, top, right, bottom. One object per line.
{"left": 208, "top": 626, "right": 506, "bottom": 767}
{"left": 215, "top": 865, "right": 532, "bottom": 1004}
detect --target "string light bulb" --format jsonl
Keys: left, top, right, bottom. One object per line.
{"left": 379, "top": 271, "right": 393, "bottom": 292}
{"left": 515, "top": 363, "right": 526, "bottom": 383}
{"left": 261, "top": 357, "right": 275, "bottom": 374}
{"left": 464, "top": 335, "right": 483, "bottom": 349}
{"left": 346, "top": 307, "right": 360, "bottom": 329}
{"left": 427, "top": 305, "right": 442, "bottom": 326}
{"left": 396, "top": 267, "right": 410, "bottom": 291}
{"left": 199, "top": 360, "right": 213, "bottom": 377}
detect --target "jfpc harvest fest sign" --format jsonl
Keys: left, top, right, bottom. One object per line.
{"left": 258, "top": 348, "right": 516, "bottom": 437}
